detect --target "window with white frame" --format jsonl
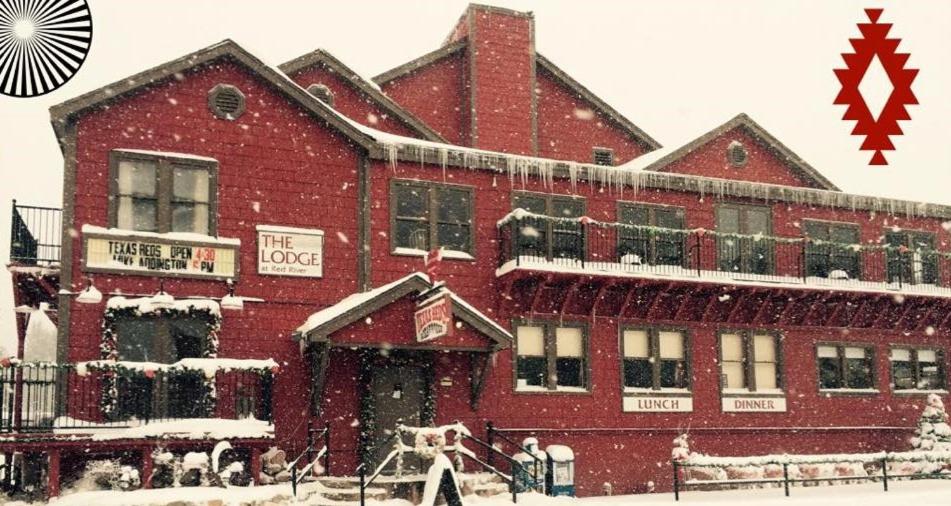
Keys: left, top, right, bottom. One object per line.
{"left": 818, "top": 344, "right": 875, "bottom": 390}
{"left": 719, "top": 331, "right": 781, "bottom": 392}
{"left": 622, "top": 328, "right": 689, "bottom": 391}
{"left": 890, "top": 347, "right": 946, "bottom": 391}
{"left": 515, "top": 322, "right": 587, "bottom": 391}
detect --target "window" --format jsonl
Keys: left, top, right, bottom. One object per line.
{"left": 593, "top": 148, "right": 614, "bottom": 166}
{"left": 716, "top": 204, "right": 773, "bottom": 275}
{"left": 110, "top": 151, "right": 217, "bottom": 235}
{"left": 719, "top": 331, "right": 782, "bottom": 392}
{"left": 512, "top": 192, "right": 585, "bottom": 261}
{"left": 804, "top": 221, "right": 861, "bottom": 280}
{"left": 618, "top": 203, "right": 685, "bottom": 267}
{"left": 391, "top": 180, "right": 474, "bottom": 254}
{"left": 818, "top": 344, "right": 875, "bottom": 390}
{"left": 515, "top": 322, "right": 587, "bottom": 391}
{"left": 621, "top": 328, "right": 689, "bottom": 391}
{"left": 891, "top": 347, "right": 946, "bottom": 391}
{"left": 114, "top": 315, "right": 210, "bottom": 419}
{"left": 885, "top": 231, "right": 938, "bottom": 285}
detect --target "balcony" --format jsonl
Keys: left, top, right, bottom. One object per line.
{"left": 497, "top": 211, "right": 951, "bottom": 298}
{"left": 10, "top": 200, "right": 62, "bottom": 265}
{"left": 0, "top": 360, "right": 274, "bottom": 437}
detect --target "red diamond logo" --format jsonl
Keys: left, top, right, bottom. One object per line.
{"left": 834, "top": 8, "right": 918, "bottom": 165}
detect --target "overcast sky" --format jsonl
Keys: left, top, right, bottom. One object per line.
{"left": 0, "top": 0, "right": 949, "bottom": 355}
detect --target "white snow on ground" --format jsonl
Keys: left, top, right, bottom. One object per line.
{"left": 6, "top": 479, "right": 951, "bottom": 506}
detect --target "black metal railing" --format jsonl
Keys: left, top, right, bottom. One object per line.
{"left": 486, "top": 421, "right": 545, "bottom": 493}
{"left": 498, "top": 212, "right": 951, "bottom": 293}
{"left": 289, "top": 421, "right": 331, "bottom": 497}
{"left": 10, "top": 200, "right": 62, "bottom": 265}
{"left": 0, "top": 362, "right": 273, "bottom": 433}
{"left": 673, "top": 452, "right": 951, "bottom": 501}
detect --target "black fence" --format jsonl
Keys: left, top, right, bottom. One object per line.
{"left": 673, "top": 455, "right": 951, "bottom": 501}
{"left": 498, "top": 213, "right": 951, "bottom": 293}
{"left": 0, "top": 363, "right": 273, "bottom": 433}
{"left": 10, "top": 200, "right": 62, "bottom": 265}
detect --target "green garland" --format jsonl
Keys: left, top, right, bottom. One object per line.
{"left": 99, "top": 303, "right": 221, "bottom": 421}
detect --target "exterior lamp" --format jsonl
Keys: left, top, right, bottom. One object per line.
{"left": 220, "top": 280, "right": 244, "bottom": 311}
{"left": 151, "top": 280, "right": 175, "bottom": 310}
{"left": 76, "top": 278, "right": 103, "bottom": 304}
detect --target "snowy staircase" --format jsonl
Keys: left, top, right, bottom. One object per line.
{"left": 308, "top": 472, "right": 508, "bottom": 504}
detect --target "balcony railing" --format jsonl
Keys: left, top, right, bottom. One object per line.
{"left": 10, "top": 200, "right": 62, "bottom": 265}
{"left": 0, "top": 361, "right": 273, "bottom": 434}
{"left": 497, "top": 210, "right": 951, "bottom": 296}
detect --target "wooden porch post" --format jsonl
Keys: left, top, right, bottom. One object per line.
{"left": 141, "top": 448, "right": 153, "bottom": 489}
{"left": 250, "top": 446, "right": 262, "bottom": 485}
{"left": 47, "top": 450, "right": 61, "bottom": 498}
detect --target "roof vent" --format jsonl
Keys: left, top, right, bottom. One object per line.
{"left": 727, "top": 141, "right": 748, "bottom": 167}
{"left": 208, "top": 84, "right": 246, "bottom": 120}
{"left": 307, "top": 83, "right": 335, "bottom": 107}
{"left": 593, "top": 147, "right": 614, "bottom": 166}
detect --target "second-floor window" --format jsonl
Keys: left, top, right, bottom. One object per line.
{"left": 716, "top": 204, "right": 772, "bottom": 275}
{"left": 515, "top": 322, "right": 587, "bottom": 392}
{"left": 891, "top": 347, "right": 946, "bottom": 391}
{"left": 818, "top": 344, "right": 875, "bottom": 391}
{"left": 621, "top": 327, "right": 689, "bottom": 391}
{"left": 512, "top": 192, "right": 585, "bottom": 261}
{"left": 719, "top": 331, "right": 782, "bottom": 392}
{"left": 110, "top": 151, "right": 217, "bottom": 235}
{"left": 617, "top": 203, "right": 685, "bottom": 267}
{"left": 885, "top": 230, "right": 938, "bottom": 285}
{"left": 391, "top": 180, "right": 474, "bottom": 254}
{"left": 803, "top": 221, "right": 861, "bottom": 280}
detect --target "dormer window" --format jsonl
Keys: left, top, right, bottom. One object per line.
{"left": 592, "top": 147, "right": 614, "bottom": 166}
{"left": 109, "top": 150, "right": 218, "bottom": 235}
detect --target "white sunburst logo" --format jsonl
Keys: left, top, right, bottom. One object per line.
{"left": 0, "top": 0, "right": 93, "bottom": 98}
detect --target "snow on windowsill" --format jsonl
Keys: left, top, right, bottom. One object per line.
{"left": 892, "top": 389, "right": 949, "bottom": 395}
{"left": 81, "top": 224, "right": 240, "bottom": 246}
{"left": 623, "top": 387, "right": 692, "bottom": 395}
{"left": 515, "top": 385, "right": 588, "bottom": 394}
{"left": 819, "top": 388, "right": 880, "bottom": 395}
{"left": 722, "top": 388, "right": 785, "bottom": 396}
{"left": 74, "top": 357, "right": 279, "bottom": 376}
{"left": 392, "top": 247, "right": 475, "bottom": 261}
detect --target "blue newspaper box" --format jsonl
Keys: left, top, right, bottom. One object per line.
{"left": 545, "top": 445, "right": 574, "bottom": 497}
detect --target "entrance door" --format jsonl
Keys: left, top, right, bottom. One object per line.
{"left": 370, "top": 365, "right": 426, "bottom": 474}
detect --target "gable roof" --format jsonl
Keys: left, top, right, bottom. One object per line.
{"left": 373, "top": 40, "right": 468, "bottom": 86}
{"left": 535, "top": 53, "right": 662, "bottom": 153}
{"left": 295, "top": 272, "right": 512, "bottom": 350}
{"left": 628, "top": 113, "right": 840, "bottom": 191}
{"left": 49, "top": 39, "right": 375, "bottom": 152}
{"left": 279, "top": 49, "right": 448, "bottom": 143}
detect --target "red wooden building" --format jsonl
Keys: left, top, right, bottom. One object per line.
{"left": 4, "top": 3, "right": 950, "bottom": 498}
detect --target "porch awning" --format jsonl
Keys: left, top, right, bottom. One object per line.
{"left": 293, "top": 272, "right": 512, "bottom": 351}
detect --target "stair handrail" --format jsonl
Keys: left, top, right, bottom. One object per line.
{"left": 289, "top": 421, "right": 330, "bottom": 498}
{"left": 485, "top": 423, "right": 545, "bottom": 493}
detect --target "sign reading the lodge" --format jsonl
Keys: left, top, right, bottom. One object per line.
{"left": 83, "top": 229, "right": 238, "bottom": 279}
{"left": 257, "top": 225, "right": 324, "bottom": 278}
{"left": 722, "top": 396, "right": 787, "bottom": 413}
{"left": 623, "top": 395, "right": 693, "bottom": 413}
{"left": 415, "top": 294, "right": 453, "bottom": 343}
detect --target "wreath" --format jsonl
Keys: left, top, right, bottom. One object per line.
{"left": 413, "top": 431, "right": 446, "bottom": 459}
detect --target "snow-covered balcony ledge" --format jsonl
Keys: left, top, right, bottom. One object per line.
{"left": 0, "top": 359, "right": 275, "bottom": 436}
{"left": 496, "top": 211, "right": 951, "bottom": 298}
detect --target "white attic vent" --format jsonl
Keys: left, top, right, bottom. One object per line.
{"left": 208, "top": 84, "right": 246, "bottom": 120}
{"left": 307, "top": 83, "right": 335, "bottom": 107}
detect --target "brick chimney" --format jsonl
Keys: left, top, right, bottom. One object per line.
{"left": 451, "top": 4, "right": 537, "bottom": 155}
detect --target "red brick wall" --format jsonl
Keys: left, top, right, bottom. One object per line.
{"left": 380, "top": 51, "right": 470, "bottom": 146}
{"left": 536, "top": 68, "right": 646, "bottom": 165}
{"left": 67, "top": 60, "right": 364, "bottom": 449}
{"left": 286, "top": 65, "right": 421, "bottom": 138}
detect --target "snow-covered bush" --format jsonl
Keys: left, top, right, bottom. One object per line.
{"left": 911, "top": 393, "right": 951, "bottom": 453}
{"left": 69, "top": 459, "right": 141, "bottom": 492}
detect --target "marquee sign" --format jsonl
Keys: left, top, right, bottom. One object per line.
{"left": 257, "top": 225, "right": 324, "bottom": 278}
{"left": 623, "top": 395, "right": 693, "bottom": 413}
{"left": 83, "top": 230, "right": 238, "bottom": 280}
{"left": 415, "top": 294, "right": 453, "bottom": 343}
{"left": 722, "top": 396, "right": 787, "bottom": 413}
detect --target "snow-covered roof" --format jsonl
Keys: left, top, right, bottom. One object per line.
{"left": 107, "top": 295, "right": 221, "bottom": 316}
{"left": 296, "top": 272, "right": 512, "bottom": 349}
